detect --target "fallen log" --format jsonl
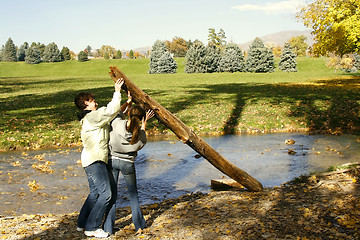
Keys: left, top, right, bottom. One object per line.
{"left": 211, "top": 179, "right": 245, "bottom": 191}
{"left": 109, "top": 66, "right": 263, "bottom": 192}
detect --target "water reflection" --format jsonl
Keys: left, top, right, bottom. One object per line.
{"left": 0, "top": 132, "right": 359, "bottom": 209}
{"left": 117, "top": 132, "right": 359, "bottom": 207}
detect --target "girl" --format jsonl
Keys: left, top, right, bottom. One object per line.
{"left": 104, "top": 105, "right": 154, "bottom": 235}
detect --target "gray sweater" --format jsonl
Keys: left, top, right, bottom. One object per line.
{"left": 108, "top": 114, "right": 147, "bottom": 161}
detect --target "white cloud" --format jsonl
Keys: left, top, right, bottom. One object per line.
{"left": 232, "top": 0, "right": 305, "bottom": 14}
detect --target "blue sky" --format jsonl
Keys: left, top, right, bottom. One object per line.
{"left": 1, "top": 0, "right": 309, "bottom": 53}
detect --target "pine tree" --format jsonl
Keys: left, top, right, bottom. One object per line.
{"left": 0, "top": 45, "right": 3, "bottom": 61}
{"left": 279, "top": 42, "right": 298, "bottom": 72}
{"left": 245, "top": 38, "right": 275, "bottom": 73}
{"left": 129, "top": 50, "right": 134, "bottom": 59}
{"left": 185, "top": 41, "right": 207, "bottom": 73}
{"left": 31, "top": 42, "right": 45, "bottom": 57}
{"left": 25, "top": 46, "right": 42, "bottom": 64}
{"left": 104, "top": 51, "right": 110, "bottom": 59}
{"left": 17, "top": 42, "right": 28, "bottom": 61}
{"left": 3, "top": 38, "right": 17, "bottom": 62}
{"left": 148, "top": 40, "right": 177, "bottom": 74}
{"left": 60, "top": 46, "right": 71, "bottom": 61}
{"left": 78, "top": 51, "right": 88, "bottom": 62}
{"left": 157, "top": 52, "right": 178, "bottom": 73}
{"left": 219, "top": 43, "right": 245, "bottom": 73}
{"left": 353, "top": 53, "right": 360, "bottom": 71}
{"left": 115, "top": 50, "right": 122, "bottom": 59}
{"left": 204, "top": 43, "right": 221, "bottom": 73}
{"left": 43, "top": 42, "right": 61, "bottom": 62}
{"left": 149, "top": 40, "right": 167, "bottom": 74}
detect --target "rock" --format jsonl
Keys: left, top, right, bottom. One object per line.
{"left": 285, "top": 139, "right": 295, "bottom": 145}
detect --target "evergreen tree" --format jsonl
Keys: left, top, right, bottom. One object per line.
{"left": 149, "top": 40, "right": 167, "bottom": 74}
{"left": 353, "top": 53, "right": 360, "bottom": 71}
{"left": 129, "top": 50, "right": 134, "bottom": 59}
{"left": 78, "top": 51, "right": 88, "bottom": 62}
{"left": 148, "top": 40, "right": 177, "bottom": 74}
{"left": 157, "top": 52, "right": 178, "bottom": 73}
{"left": 104, "top": 51, "right": 110, "bottom": 59}
{"left": 245, "top": 38, "right": 275, "bottom": 73}
{"left": 86, "top": 45, "right": 92, "bottom": 56}
{"left": 0, "top": 45, "right": 3, "bottom": 61}
{"left": 17, "top": 42, "right": 29, "bottom": 61}
{"left": 31, "top": 42, "right": 45, "bottom": 57}
{"left": 43, "top": 42, "right": 61, "bottom": 62}
{"left": 60, "top": 46, "right": 71, "bottom": 61}
{"left": 185, "top": 41, "right": 207, "bottom": 73}
{"left": 219, "top": 43, "right": 245, "bottom": 73}
{"left": 3, "top": 38, "right": 17, "bottom": 62}
{"left": 279, "top": 42, "right": 298, "bottom": 72}
{"left": 115, "top": 50, "right": 122, "bottom": 59}
{"left": 25, "top": 46, "right": 42, "bottom": 64}
{"left": 204, "top": 43, "right": 221, "bottom": 73}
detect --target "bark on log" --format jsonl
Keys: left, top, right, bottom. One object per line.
{"left": 109, "top": 66, "right": 263, "bottom": 192}
{"left": 211, "top": 179, "right": 245, "bottom": 191}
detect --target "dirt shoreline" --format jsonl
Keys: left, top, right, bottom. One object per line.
{"left": 1, "top": 166, "right": 359, "bottom": 240}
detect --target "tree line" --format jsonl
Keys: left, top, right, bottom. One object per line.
{"left": 0, "top": 39, "right": 145, "bottom": 64}
{"left": 148, "top": 36, "right": 299, "bottom": 74}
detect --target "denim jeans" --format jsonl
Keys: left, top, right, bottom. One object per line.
{"left": 103, "top": 156, "right": 145, "bottom": 234}
{"left": 77, "top": 161, "right": 112, "bottom": 231}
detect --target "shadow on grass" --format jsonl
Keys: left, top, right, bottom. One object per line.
{"left": 163, "top": 77, "right": 360, "bottom": 134}
{"left": 1, "top": 75, "right": 359, "bottom": 150}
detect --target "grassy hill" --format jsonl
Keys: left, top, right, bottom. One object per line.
{"left": 0, "top": 57, "right": 359, "bottom": 151}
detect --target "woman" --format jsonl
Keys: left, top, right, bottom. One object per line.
{"left": 104, "top": 105, "right": 155, "bottom": 235}
{"left": 74, "top": 79, "right": 124, "bottom": 238}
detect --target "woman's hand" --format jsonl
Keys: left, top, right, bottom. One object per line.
{"left": 145, "top": 110, "right": 155, "bottom": 121}
{"left": 126, "top": 90, "right": 132, "bottom": 103}
{"left": 114, "top": 78, "right": 124, "bottom": 92}
{"left": 141, "top": 110, "right": 155, "bottom": 130}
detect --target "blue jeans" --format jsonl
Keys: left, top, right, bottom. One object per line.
{"left": 103, "top": 156, "right": 145, "bottom": 234}
{"left": 77, "top": 161, "right": 112, "bottom": 231}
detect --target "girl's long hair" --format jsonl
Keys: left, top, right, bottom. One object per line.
{"left": 127, "top": 105, "right": 146, "bottom": 144}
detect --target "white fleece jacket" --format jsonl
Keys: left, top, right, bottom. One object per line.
{"left": 79, "top": 92, "right": 121, "bottom": 167}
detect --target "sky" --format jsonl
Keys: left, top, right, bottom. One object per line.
{"left": 1, "top": 0, "right": 309, "bottom": 53}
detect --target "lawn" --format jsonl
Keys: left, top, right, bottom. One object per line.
{"left": 0, "top": 57, "right": 359, "bottom": 151}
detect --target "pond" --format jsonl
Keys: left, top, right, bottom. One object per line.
{"left": 0, "top": 132, "right": 359, "bottom": 214}
{"left": 127, "top": 132, "right": 360, "bottom": 207}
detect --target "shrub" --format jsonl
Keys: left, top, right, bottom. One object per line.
{"left": 78, "top": 51, "right": 88, "bottom": 62}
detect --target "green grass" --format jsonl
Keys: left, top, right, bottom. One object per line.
{"left": 0, "top": 57, "right": 359, "bottom": 151}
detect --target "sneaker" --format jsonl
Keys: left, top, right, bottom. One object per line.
{"left": 84, "top": 229, "right": 109, "bottom": 238}
{"left": 76, "top": 227, "right": 84, "bottom": 232}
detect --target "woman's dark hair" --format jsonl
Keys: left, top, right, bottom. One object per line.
{"left": 127, "top": 105, "right": 146, "bottom": 144}
{"left": 74, "top": 92, "right": 95, "bottom": 110}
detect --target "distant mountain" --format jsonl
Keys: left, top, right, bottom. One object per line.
{"left": 131, "top": 30, "right": 313, "bottom": 54}
{"left": 238, "top": 30, "right": 313, "bottom": 51}
{"left": 133, "top": 46, "right": 151, "bottom": 55}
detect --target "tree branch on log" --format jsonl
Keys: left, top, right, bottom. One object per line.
{"left": 108, "top": 66, "right": 263, "bottom": 192}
